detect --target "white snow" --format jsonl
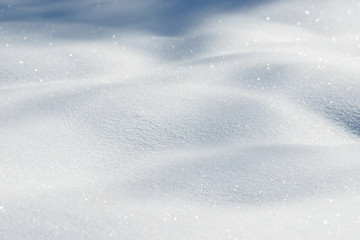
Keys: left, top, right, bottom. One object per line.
{"left": 1, "top": 0, "right": 360, "bottom": 239}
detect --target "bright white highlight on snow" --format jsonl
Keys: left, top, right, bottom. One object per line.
{"left": 1, "top": 0, "right": 360, "bottom": 239}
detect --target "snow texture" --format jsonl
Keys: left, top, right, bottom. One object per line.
{"left": 1, "top": 0, "right": 360, "bottom": 239}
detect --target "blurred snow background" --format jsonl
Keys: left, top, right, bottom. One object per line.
{"left": 1, "top": 0, "right": 360, "bottom": 239}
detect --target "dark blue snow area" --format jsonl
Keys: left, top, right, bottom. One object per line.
{"left": 0, "top": 0, "right": 274, "bottom": 35}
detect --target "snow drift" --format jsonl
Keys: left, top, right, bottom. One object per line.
{"left": 1, "top": 0, "right": 360, "bottom": 239}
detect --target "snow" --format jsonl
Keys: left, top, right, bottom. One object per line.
{"left": 1, "top": 0, "right": 360, "bottom": 239}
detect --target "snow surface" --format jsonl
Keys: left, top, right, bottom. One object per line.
{"left": 1, "top": 0, "right": 360, "bottom": 239}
